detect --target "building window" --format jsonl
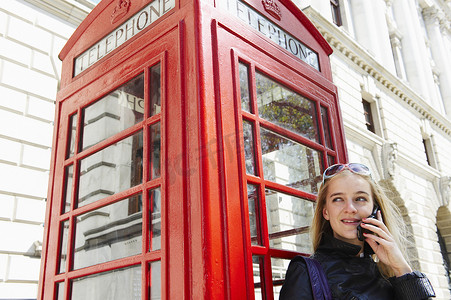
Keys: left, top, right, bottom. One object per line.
{"left": 330, "top": 0, "right": 342, "bottom": 26}
{"left": 422, "top": 137, "right": 436, "bottom": 168}
{"left": 390, "top": 33, "right": 407, "bottom": 80}
{"left": 362, "top": 99, "right": 375, "bottom": 133}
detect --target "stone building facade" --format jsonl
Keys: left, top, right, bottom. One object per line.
{"left": 0, "top": 0, "right": 450, "bottom": 299}
{"left": 295, "top": 0, "right": 451, "bottom": 298}
{"left": 0, "top": 1, "right": 93, "bottom": 298}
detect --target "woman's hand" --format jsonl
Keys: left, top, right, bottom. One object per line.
{"left": 360, "top": 211, "right": 412, "bottom": 277}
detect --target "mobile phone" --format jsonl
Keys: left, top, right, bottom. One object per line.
{"left": 357, "top": 205, "right": 379, "bottom": 241}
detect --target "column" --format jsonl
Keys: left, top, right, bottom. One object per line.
{"left": 422, "top": 6, "right": 451, "bottom": 116}
{"left": 349, "top": 0, "right": 396, "bottom": 73}
{"left": 391, "top": 0, "right": 439, "bottom": 110}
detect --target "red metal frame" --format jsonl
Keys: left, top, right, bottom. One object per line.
{"left": 39, "top": 0, "right": 347, "bottom": 299}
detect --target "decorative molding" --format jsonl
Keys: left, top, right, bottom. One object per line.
{"left": 111, "top": 0, "right": 131, "bottom": 24}
{"left": 261, "top": 0, "right": 282, "bottom": 20}
{"left": 382, "top": 142, "right": 398, "bottom": 180}
{"left": 440, "top": 176, "right": 451, "bottom": 206}
{"left": 24, "top": 0, "right": 92, "bottom": 26}
{"left": 302, "top": 6, "right": 451, "bottom": 137}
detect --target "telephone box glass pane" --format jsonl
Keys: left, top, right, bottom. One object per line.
{"left": 67, "top": 113, "right": 77, "bottom": 158}
{"left": 55, "top": 281, "right": 64, "bottom": 300}
{"left": 149, "top": 123, "right": 161, "bottom": 179}
{"left": 150, "top": 64, "right": 161, "bottom": 116}
{"left": 62, "top": 164, "right": 73, "bottom": 213}
{"left": 71, "top": 265, "right": 141, "bottom": 299}
{"left": 321, "top": 106, "right": 332, "bottom": 149}
{"left": 243, "top": 120, "right": 256, "bottom": 175}
{"left": 82, "top": 74, "right": 144, "bottom": 150}
{"left": 252, "top": 255, "right": 264, "bottom": 300}
{"left": 265, "top": 189, "right": 314, "bottom": 253}
{"left": 239, "top": 63, "right": 251, "bottom": 112}
{"left": 271, "top": 257, "right": 290, "bottom": 298}
{"left": 149, "top": 260, "right": 162, "bottom": 299}
{"left": 73, "top": 195, "right": 142, "bottom": 270}
{"left": 260, "top": 127, "right": 322, "bottom": 193}
{"left": 58, "top": 220, "right": 69, "bottom": 273}
{"left": 78, "top": 131, "right": 143, "bottom": 208}
{"left": 149, "top": 188, "right": 161, "bottom": 251}
{"left": 247, "top": 184, "right": 262, "bottom": 246}
{"left": 256, "top": 72, "right": 319, "bottom": 143}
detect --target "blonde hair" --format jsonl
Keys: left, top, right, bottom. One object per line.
{"left": 310, "top": 171, "right": 410, "bottom": 278}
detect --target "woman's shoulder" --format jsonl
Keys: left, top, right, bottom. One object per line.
{"left": 284, "top": 256, "right": 310, "bottom": 280}
{"left": 279, "top": 256, "right": 313, "bottom": 300}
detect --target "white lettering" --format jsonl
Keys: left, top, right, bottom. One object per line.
{"left": 137, "top": 11, "right": 149, "bottom": 31}
{"left": 105, "top": 35, "right": 114, "bottom": 53}
{"left": 74, "top": 0, "right": 175, "bottom": 76}
{"left": 88, "top": 48, "right": 96, "bottom": 66}
{"left": 150, "top": 1, "right": 161, "bottom": 20}
{"left": 236, "top": 2, "right": 247, "bottom": 21}
{"left": 163, "top": 0, "right": 171, "bottom": 13}
{"left": 125, "top": 19, "right": 135, "bottom": 40}
{"left": 222, "top": 0, "right": 319, "bottom": 71}
{"left": 288, "top": 38, "right": 298, "bottom": 56}
{"left": 115, "top": 29, "right": 124, "bottom": 48}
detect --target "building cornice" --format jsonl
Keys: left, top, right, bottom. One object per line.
{"left": 302, "top": 6, "right": 451, "bottom": 137}
{"left": 24, "top": 0, "right": 92, "bottom": 26}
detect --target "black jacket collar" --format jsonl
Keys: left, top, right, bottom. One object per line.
{"left": 318, "top": 233, "right": 374, "bottom": 257}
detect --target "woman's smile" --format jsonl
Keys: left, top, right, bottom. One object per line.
{"left": 341, "top": 218, "right": 361, "bottom": 225}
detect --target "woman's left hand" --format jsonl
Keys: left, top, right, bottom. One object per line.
{"left": 360, "top": 211, "right": 412, "bottom": 277}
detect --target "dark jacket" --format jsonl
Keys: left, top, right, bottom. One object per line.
{"left": 279, "top": 234, "right": 435, "bottom": 300}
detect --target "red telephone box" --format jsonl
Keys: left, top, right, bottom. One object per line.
{"left": 38, "top": 0, "right": 347, "bottom": 299}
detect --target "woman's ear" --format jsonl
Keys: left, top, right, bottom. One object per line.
{"left": 323, "top": 208, "right": 330, "bottom": 220}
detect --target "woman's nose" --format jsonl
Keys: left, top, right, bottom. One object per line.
{"left": 343, "top": 200, "right": 357, "bottom": 213}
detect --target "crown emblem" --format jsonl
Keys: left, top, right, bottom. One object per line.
{"left": 262, "top": 0, "right": 282, "bottom": 20}
{"left": 111, "top": 0, "right": 131, "bottom": 24}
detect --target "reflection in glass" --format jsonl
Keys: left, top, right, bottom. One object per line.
{"left": 321, "top": 106, "right": 332, "bottom": 149}
{"left": 71, "top": 265, "right": 141, "bottom": 300}
{"left": 265, "top": 189, "right": 314, "bottom": 253}
{"left": 149, "top": 260, "right": 162, "bottom": 299}
{"left": 256, "top": 72, "right": 319, "bottom": 142}
{"left": 243, "top": 121, "right": 256, "bottom": 175}
{"left": 73, "top": 196, "right": 142, "bottom": 270}
{"left": 56, "top": 281, "right": 64, "bottom": 300}
{"left": 58, "top": 220, "right": 69, "bottom": 273}
{"left": 149, "top": 123, "right": 161, "bottom": 179}
{"left": 78, "top": 131, "right": 143, "bottom": 208}
{"left": 150, "top": 64, "right": 161, "bottom": 116}
{"left": 82, "top": 74, "right": 144, "bottom": 150}
{"left": 239, "top": 63, "right": 251, "bottom": 112}
{"left": 62, "top": 164, "right": 74, "bottom": 213}
{"left": 149, "top": 188, "right": 161, "bottom": 251}
{"left": 67, "top": 113, "right": 78, "bottom": 158}
{"left": 271, "top": 257, "right": 291, "bottom": 298}
{"left": 247, "top": 184, "right": 261, "bottom": 246}
{"left": 253, "top": 255, "right": 264, "bottom": 300}
{"left": 260, "top": 127, "right": 322, "bottom": 193}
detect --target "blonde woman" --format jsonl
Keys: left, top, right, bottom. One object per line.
{"left": 279, "top": 163, "right": 435, "bottom": 300}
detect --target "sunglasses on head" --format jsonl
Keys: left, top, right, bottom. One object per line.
{"left": 322, "top": 163, "right": 371, "bottom": 184}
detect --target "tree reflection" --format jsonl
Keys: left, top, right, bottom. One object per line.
{"left": 256, "top": 72, "right": 319, "bottom": 143}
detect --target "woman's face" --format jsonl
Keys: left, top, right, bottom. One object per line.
{"left": 322, "top": 173, "right": 374, "bottom": 246}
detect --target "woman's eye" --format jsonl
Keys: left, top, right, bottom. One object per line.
{"left": 332, "top": 197, "right": 343, "bottom": 202}
{"left": 356, "top": 197, "right": 368, "bottom": 202}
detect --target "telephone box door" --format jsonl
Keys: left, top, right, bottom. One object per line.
{"left": 209, "top": 10, "right": 345, "bottom": 299}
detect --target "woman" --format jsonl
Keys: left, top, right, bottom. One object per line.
{"left": 279, "top": 163, "right": 435, "bottom": 300}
